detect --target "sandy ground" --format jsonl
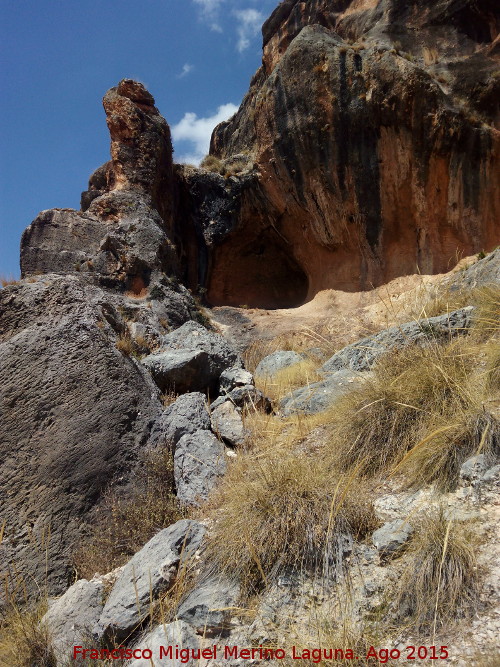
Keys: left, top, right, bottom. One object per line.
{"left": 210, "top": 256, "right": 474, "bottom": 355}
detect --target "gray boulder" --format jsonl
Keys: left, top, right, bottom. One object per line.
{"left": 127, "top": 620, "right": 200, "bottom": 666}
{"left": 177, "top": 575, "right": 240, "bottom": 637}
{"left": 219, "top": 366, "right": 254, "bottom": 393}
{"left": 174, "top": 430, "right": 227, "bottom": 505}
{"left": 460, "top": 455, "right": 490, "bottom": 483}
{"left": 210, "top": 385, "right": 272, "bottom": 413}
{"left": 149, "top": 393, "right": 211, "bottom": 449}
{"left": 42, "top": 579, "right": 105, "bottom": 664}
{"left": 211, "top": 401, "right": 245, "bottom": 447}
{"left": 97, "top": 520, "right": 206, "bottom": 642}
{"left": 162, "top": 321, "right": 241, "bottom": 390}
{"left": 143, "top": 322, "right": 241, "bottom": 394}
{"left": 321, "top": 308, "right": 474, "bottom": 374}
{"left": 141, "top": 349, "right": 210, "bottom": 394}
{"left": 372, "top": 520, "right": 413, "bottom": 557}
{"left": 448, "top": 248, "right": 500, "bottom": 290}
{"left": 255, "top": 350, "right": 304, "bottom": 378}
{"left": 280, "top": 369, "right": 365, "bottom": 416}
{"left": 0, "top": 276, "right": 163, "bottom": 597}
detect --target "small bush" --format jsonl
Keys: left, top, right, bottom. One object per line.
{"left": 205, "top": 452, "right": 377, "bottom": 595}
{"left": 73, "top": 447, "right": 183, "bottom": 578}
{"left": 394, "top": 513, "right": 480, "bottom": 633}
{"left": 200, "top": 154, "right": 224, "bottom": 174}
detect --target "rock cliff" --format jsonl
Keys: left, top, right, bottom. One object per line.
{"left": 203, "top": 0, "right": 500, "bottom": 307}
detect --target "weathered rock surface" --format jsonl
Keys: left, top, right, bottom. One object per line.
{"left": 460, "top": 455, "right": 492, "bottom": 483}
{"left": 0, "top": 276, "right": 163, "bottom": 597}
{"left": 42, "top": 579, "right": 105, "bottom": 663}
{"left": 142, "top": 349, "right": 211, "bottom": 393}
{"left": 186, "top": 0, "right": 500, "bottom": 307}
{"left": 162, "top": 322, "right": 241, "bottom": 379}
{"left": 449, "top": 248, "right": 500, "bottom": 290}
{"left": 22, "top": 80, "right": 180, "bottom": 292}
{"left": 149, "top": 393, "right": 211, "bottom": 449}
{"left": 321, "top": 307, "right": 474, "bottom": 374}
{"left": 210, "top": 385, "right": 272, "bottom": 413}
{"left": 127, "top": 620, "right": 200, "bottom": 666}
{"left": 219, "top": 366, "right": 254, "bottom": 393}
{"left": 142, "top": 322, "right": 241, "bottom": 394}
{"left": 176, "top": 575, "right": 240, "bottom": 637}
{"left": 174, "top": 430, "right": 227, "bottom": 505}
{"left": 97, "top": 520, "right": 206, "bottom": 642}
{"left": 372, "top": 520, "right": 413, "bottom": 558}
{"left": 280, "top": 368, "right": 366, "bottom": 416}
{"left": 255, "top": 350, "right": 304, "bottom": 378}
{"left": 211, "top": 401, "right": 245, "bottom": 447}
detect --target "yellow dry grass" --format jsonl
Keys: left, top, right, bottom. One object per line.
{"left": 393, "top": 512, "right": 480, "bottom": 635}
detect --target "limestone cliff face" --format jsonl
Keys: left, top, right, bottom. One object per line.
{"left": 201, "top": 0, "right": 500, "bottom": 307}
{"left": 22, "top": 80, "right": 178, "bottom": 294}
{"left": 19, "top": 3, "right": 500, "bottom": 309}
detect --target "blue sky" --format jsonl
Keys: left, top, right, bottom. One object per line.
{"left": 0, "top": 0, "right": 278, "bottom": 277}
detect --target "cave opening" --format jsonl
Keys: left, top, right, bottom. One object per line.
{"left": 207, "top": 232, "right": 309, "bottom": 309}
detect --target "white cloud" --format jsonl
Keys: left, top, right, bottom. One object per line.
{"left": 193, "top": 0, "right": 224, "bottom": 32}
{"left": 171, "top": 103, "right": 239, "bottom": 165}
{"left": 233, "top": 8, "right": 264, "bottom": 53}
{"left": 177, "top": 63, "right": 194, "bottom": 78}
{"left": 192, "top": 0, "right": 264, "bottom": 48}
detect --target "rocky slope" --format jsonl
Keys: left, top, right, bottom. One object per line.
{"left": 1, "top": 0, "right": 499, "bottom": 663}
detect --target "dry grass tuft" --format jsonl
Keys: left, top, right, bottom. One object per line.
{"left": 326, "top": 337, "right": 499, "bottom": 489}
{"left": 73, "top": 447, "right": 183, "bottom": 579}
{"left": 284, "top": 619, "right": 382, "bottom": 667}
{"left": 205, "top": 451, "right": 377, "bottom": 596}
{"left": 0, "top": 275, "right": 19, "bottom": 288}
{"left": 200, "top": 154, "right": 224, "bottom": 173}
{"left": 394, "top": 512, "right": 480, "bottom": 634}
{"left": 255, "top": 359, "right": 322, "bottom": 403}
{"left": 0, "top": 601, "right": 55, "bottom": 667}
{"left": 411, "top": 285, "right": 500, "bottom": 337}
{"left": 422, "top": 46, "right": 439, "bottom": 65}
{"left": 115, "top": 332, "right": 151, "bottom": 358}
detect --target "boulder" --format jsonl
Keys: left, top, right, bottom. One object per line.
{"left": 448, "top": 248, "right": 500, "bottom": 290}
{"left": 161, "top": 321, "right": 241, "bottom": 392}
{"left": 0, "top": 276, "right": 163, "bottom": 597}
{"left": 460, "top": 455, "right": 490, "bottom": 483}
{"left": 143, "top": 322, "right": 241, "bottom": 394}
{"left": 255, "top": 350, "right": 304, "bottom": 378}
{"left": 321, "top": 308, "right": 474, "bottom": 374}
{"left": 210, "top": 385, "right": 272, "bottom": 413}
{"left": 149, "top": 393, "right": 211, "bottom": 449}
{"left": 211, "top": 401, "right": 245, "bottom": 447}
{"left": 174, "top": 431, "right": 227, "bottom": 505}
{"left": 141, "top": 349, "right": 210, "bottom": 394}
{"left": 219, "top": 366, "right": 254, "bottom": 393}
{"left": 177, "top": 575, "right": 240, "bottom": 637}
{"left": 97, "top": 520, "right": 206, "bottom": 642}
{"left": 127, "top": 620, "right": 200, "bottom": 666}
{"left": 372, "top": 520, "right": 413, "bottom": 558}
{"left": 42, "top": 579, "right": 105, "bottom": 664}
{"left": 280, "top": 369, "right": 365, "bottom": 416}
